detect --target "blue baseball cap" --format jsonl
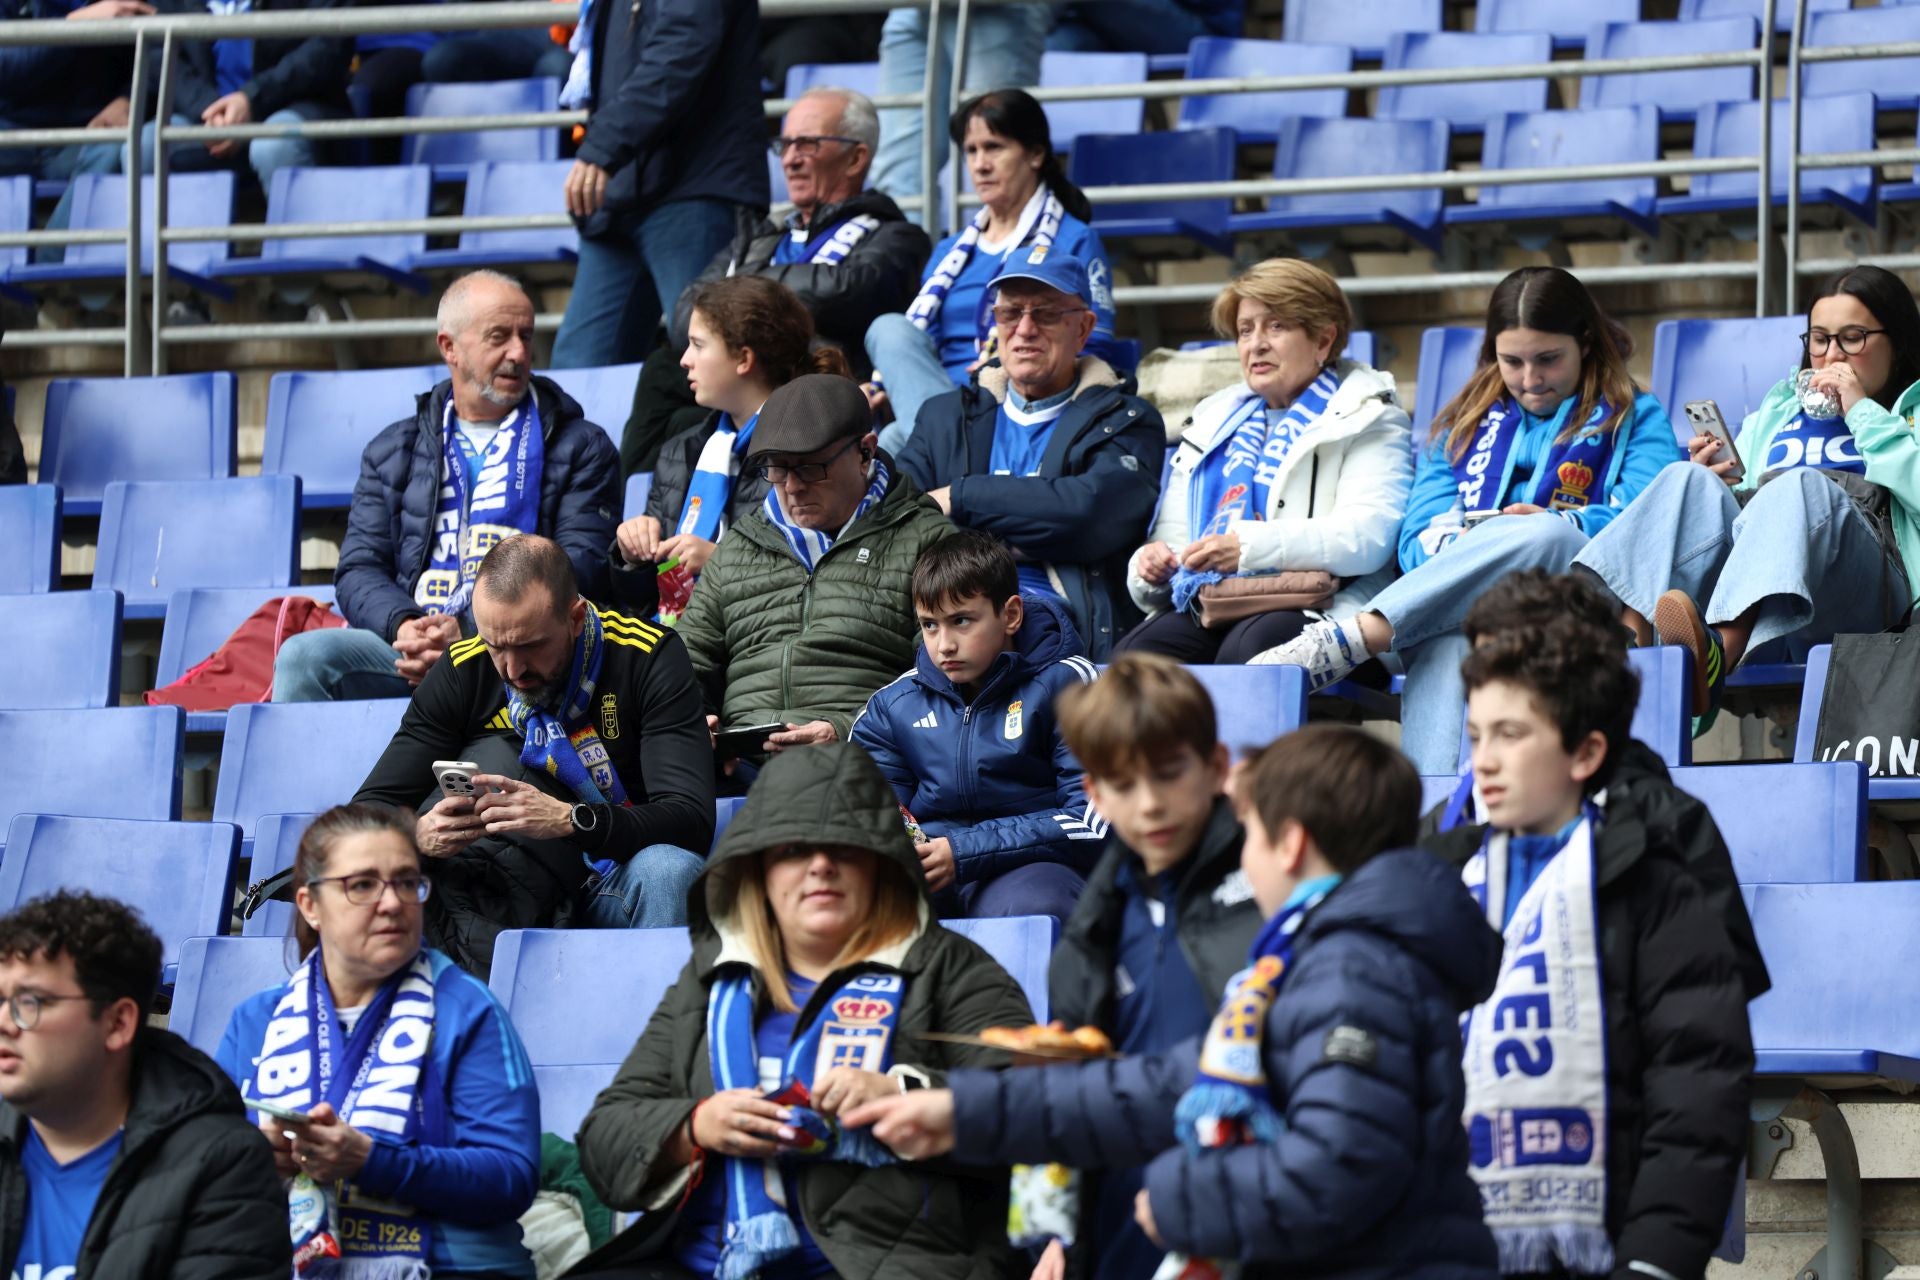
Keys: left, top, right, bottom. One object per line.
{"left": 990, "top": 243, "right": 1089, "bottom": 305}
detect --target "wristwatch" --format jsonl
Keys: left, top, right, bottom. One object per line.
{"left": 569, "top": 803, "right": 600, "bottom": 838}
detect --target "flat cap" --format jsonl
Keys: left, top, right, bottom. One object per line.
{"left": 746, "top": 374, "right": 871, "bottom": 460}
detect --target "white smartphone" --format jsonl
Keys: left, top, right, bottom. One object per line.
{"left": 1462, "top": 509, "right": 1502, "bottom": 526}
{"left": 1683, "top": 400, "right": 1745, "bottom": 481}
{"left": 245, "top": 1096, "right": 314, "bottom": 1125}
{"left": 432, "top": 760, "right": 483, "bottom": 801}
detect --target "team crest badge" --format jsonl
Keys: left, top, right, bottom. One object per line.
{"left": 1005, "top": 700, "right": 1024, "bottom": 740}
{"left": 1548, "top": 458, "right": 1595, "bottom": 510}
{"left": 600, "top": 693, "right": 619, "bottom": 740}
{"left": 815, "top": 974, "right": 902, "bottom": 1076}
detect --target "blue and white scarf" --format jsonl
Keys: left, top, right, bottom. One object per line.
{"left": 706, "top": 970, "right": 903, "bottom": 1280}
{"left": 679, "top": 411, "right": 760, "bottom": 545}
{"left": 1170, "top": 369, "right": 1340, "bottom": 614}
{"left": 506, "top": 601, "right": 628, "bottom": 808}
{"left": 1461, "top": 806, "right": 1614, "bottom": 1277}
{"left": 762, "top": 455, "right": 890, "bottom": 573}
{"left": 1451, "top": 396, "right": 1620, "bottom": 518}
{"left": 558, "top": 0, "right": 593, "bottom": 109}
{"left": 415, "top": 395, "right": 545, "bottom": 618}
{"left": 252, "top": 947, "right": 438, "bottom": 1280}
{"left": 794, "top": 213, "right": 882, "bottom": 267}
{"left": 903, "top": 188, "right": 1063, "bottom": 341}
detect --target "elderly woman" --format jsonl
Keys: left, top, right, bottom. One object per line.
{"left": 1116, "top": 258, "right": 1415, "bottom": 665}
{"left": 571, "top": 741, "right": 1034, "bottom": 1280}
{"left": 218, "top": 804, "right": 542, "bottom": 1279}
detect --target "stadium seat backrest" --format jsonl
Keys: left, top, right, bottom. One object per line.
{"left": 1580, "top": 18, "right": 1759, "bottom": 118}
{"left": 1804, "top": 8, "right": 1920, "bottom": 107}
{"left": 403, "top": 78, "right": 561, "bottom": 169}
{"left": 1411, "top": 326, "right": 1482, "bottom": 450}
{"left": 782, "top": 62, "right": 880, "bottom": 100}
{"left": 262, "top": 365, "right": 447, "bottom": 506}
{"left": 260, "top": 165, "right": 433, "bottom": 265}
{"left": 212, "top": 699, "right": 411, "bottom": 837}
{"left": 1687, "top": 95, "right": 1876, "bottom": 207}
{"left": 1649, "top": 315, "right": 1805, "bottom": 437}
{"left": 0, "top": 706, "right": 185, "bottom": 831}
{"left": 0, "top": 484, "right": 59, "bottom": 594}
{"left": 1282, "top": 0, "right": 1441, "bottom": 60}
{"left": 1069, "top": 128, "right": 1235, "bottom": 242}
{"left": 1267, "top": 116, "right": 1448, "bottom": 228}
{"left": 1676, "top": 0, "right": 1845, "bottom": 31}
{"left": 240, "top": 811, "right": 320, "bottom": 939}
{"left": 41, "top": 372, "right": 238, "bottom": 513}
{"left": 1039, "top": 51, "right": 1147, "bottom": 152}
{"left": 1378, "top": 31, "right": 1552, "bottom": 131}
{"left": 1177, "top": 38, "right": 1350, "bottom": 144}
{"left": 456, "top": 160, "right": 578, "bottom": 254}
{"left": 488, "top": 928, "right": 693, "bottom": 1066}
{"left": 0, "top": 174, "right": 29, "bottom": 276}
{"left": 0, "top": 590, "right": 121, "bottom": 710}
{"left": 1745, "top": 882, "right": 1920, "bottom": 1063}
{"left": 945, "top": 917, "right": 1052, "bottom": 1021}
{"left": 547, "top": 364, "right": 641, "bottom": 456}
{"left": 1473, "top": 106, "right": 1659, "bottom": 218}
{"left": 155, "top": 586, "right": 340, "bottom": 690}
{"left": 624, "top": 472, "right": 653, "bottom": 522}
{"left": 1475, "top": 0, "right": 1635, "bottom": 44}
{"left": 61, "top": 172, "right": 236, "bottom": 273}
{"left": 1185, "top": 664, "right": 1308, "bottom": 757}
{"left": 1792, "top": 644, "right": 1832, "bottom": 765}
{"left": 712, "top": 796, "right": 746, "bottom": 852}
{"left": 172, "top": 935, "right": 296, "bottom": 1058}
{"left": 1669, "top": 762, "right": 1867, "bottom": 883}
{"left": 1454, "top": 646, "right": 1692, "bottom": 770}
{"left": 1345, "top": 331, "right": 1377, "bottom": 367}
{"left": 94, "top": 477, "right": 301, "bottom": 617}
{"left": 0, "top": 815, "right": 239, "bottom": 980}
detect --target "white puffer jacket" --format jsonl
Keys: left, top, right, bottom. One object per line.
{"left": 1127, "top": 359, "right": 1414, "bottom": 619}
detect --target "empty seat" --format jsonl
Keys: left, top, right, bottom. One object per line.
{"left": 212, "top": 699, "right": 411, "bottom": 854}
{"left": 153, "top": 586, "right": 341, "bottom": 733}
{"left": 93, "top": 477, "right": 301, "bottom": 620}
{"left": 1230, "top": 116, "right": 1448, "bottom": 253}
{"left": 2, "top": 171, "right": 236, "bottom": 295}
{"left": 1676, "top": 0, "right": 1845, "bottom": 30}
{"left": 0, "top": 706, "right": 184, "bottom": 836}
{"left": 211, "top": 165, "right": 432, "bottom": 293}
{"left": 0, "top": 484, "right": 61, "bottom": 593}
{"left": 1793, "top": 645, "right": 1920, "bottom": 807}
{"left": 624, "top": 472, "right": 653, "bottom": 521}
{"left": 262, "top": 365, "right": 448, "bottom": 507}
{"left": 782, "top": 62, "right": 880, "bottom": 100}
{"left": 1670, "top": 762, "right": 1867, "bottom": 884}
{"left": 171, "top": 935, "right": 295, "bottom": 1057}
{"left": 1039, "top": 51, "right": 1147, "bottom": 153}
{"left": 1475, "top": 0, "right": 1636, "bottom": 50}
{"left": 1377, "top": 31, "right": 1553, "bottom": 133}
{"left": 548, "top": 364, "right": 641, "bottom": 455}
{"left": 1656, "top": 94, "right": 1876, "bottom": 227}
{"left": 404, "top": 160, "right": 578, "bottom": 272}
{"left": 1580, "top": 18, "right": 1760, "bottom": 122}
{"left": 1411, "top": 326, "right": 1482, "bottom": 450}
{"left": 240, "top": 812, "right": 319, "bottom": 939}
{"left": 1186, "top": 664, "right": 1308, "bottom": 757}
{"left": 0, "top": 590, "right": 121, "bottom": 710}
{"left": 1649, "top": 315, "right": 1806, "bottom": 438}
{"left": 1176, "top": 38, "right": 1349, "bottom": 146}
{"left": 1803, "top": 8, "right": 1920, "bottom": 111}
{"left": 39, "top": 372, "right": 237, "bottom": 517}
{"left": 1281, "top": 0, "right": 1441, "bottom": 61}
{"left": 0, "top": 815, "right": 239, "bottom": 984}
{"left": 1069, "top": 128, "right": 1235, "bottom": 254}
{"left": 1446, "top": 106, "right": 1659, "bottom": 236}
{"left": 404, "top": 78, "right": 560, "bottom": 180}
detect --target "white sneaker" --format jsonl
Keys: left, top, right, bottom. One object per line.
{"left": 1249, "top": 619, "right": 1362, "bottom": 691}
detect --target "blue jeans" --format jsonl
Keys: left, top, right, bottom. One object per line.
{"left": 865, "top": 311, "right": 963, "bottom": 454}
{"left": 945, "top": 860, "right": 1086, "bottom": 934}
{"left": 550, "top": 197, "right": 740, "bottom": 369}
{"left": 581, "top": 843, "right": 706, "bottom": 928}
{"left": 1574, "top": 462, "right": 1909, "bottom": 661}
{"left": 423, "top": 29, "right": 572, "bottom": 82}
{"left": 872, "top": 4, "right": 1050, "bottom": 208}
{"left": 1047, "top": 1, "right": 1229, "bottom": 54}
{"left": 1370, "top": 513, "right": 1592, "bottom": 774}
{"left": 273, "top": 627, "right": 412, "bottom": 702}
{"left": 137, "top": 101, "right": 338, "bottom": 187}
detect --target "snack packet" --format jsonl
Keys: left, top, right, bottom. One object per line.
{"left": 900, "top": 806, "right": 927, "bottom": 845}
{"left": 289, "top": 1172, "right": 343, "bottom": 1275}
{"left": 656, "top": 557, "right": 695, "bottom": 626}
{"left": 1008, "top": 1162, "right": 1079, "bottom": 1247}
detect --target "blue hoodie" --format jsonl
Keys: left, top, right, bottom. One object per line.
{"left": 850, "top": 593, "right": 1105, "bottom": 883}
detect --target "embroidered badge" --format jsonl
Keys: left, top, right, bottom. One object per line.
{"left": 1005, "top": 699, "right": 1025, "bottom": 740}
{"left": 600, "top": 692, "right": 619, "bottom": 740}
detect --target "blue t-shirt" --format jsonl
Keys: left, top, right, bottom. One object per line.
{"left": 15, "top": 1126, "right": 122, "bottom": 1280}
{"left": 988, "top": 385, "right": 1073, "bottom": 600}
{"left": 206, "top": 0, "right": 253, "bottom": 97}
{"left": 1763, "top": 411, "right": 1867, "bottom": 476}
{"left": 1500, "top": 814, "right": 1583, "bottom": 929}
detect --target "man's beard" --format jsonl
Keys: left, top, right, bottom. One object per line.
{"left": 469, "top": 360, "right": 527, "bottom": 409}
{"left": 516, "top": 668, "right": 570, "bottom": 708}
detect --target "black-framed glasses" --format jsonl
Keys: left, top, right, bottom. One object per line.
{"left": 1803, "top": 327, "right": 1887, "bottom": 355}
{"left": 0, "top": 991, "right": 91, "bottom": 1031}
{"left": 309, "top": 874, "right": 431, "bottom": 906}
{"left": 770, "top": 134, "right": 861, "bottom": 158}
{"left": 756, "top": 434, "right": 861, "bottom": 484}
{"left": 989, "top": 304, "right": 1087, "bottom": 330}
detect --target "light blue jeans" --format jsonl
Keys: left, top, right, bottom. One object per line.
{"left": 0, "top": 120, "right": 122, "bottom": 264}
{"left": 550, "top": 197, "right": 740, "bottom": 369}
{"left": 865, "top": 311, "right": 964, "bottom": 453}
{"left": 137, "top": 102, "right": 337, "bottom": 187}
{"left": 581, "top": 843, "right": 706, "bottom": 928}
{"left": 1371, "top": 512, "right": 1593, "bottom": 774}
{"left": 872, "top": 3, "right": 1050, "bottom": 207}
{"left": 273, "top": 627, "right": 412, "bottom": 702}
{"left": 1574, "top": 462, "right": 1909, "bottom": 662}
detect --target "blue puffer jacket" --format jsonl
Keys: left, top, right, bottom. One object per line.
{"left": 850, "top": 593, "right": 1105, "bottom": 884}
{"left": 948, "top": 848, "right": 1504, "bottom": 1280}
{"left": 336, "top": 375, "right": 621, "bottom": 640}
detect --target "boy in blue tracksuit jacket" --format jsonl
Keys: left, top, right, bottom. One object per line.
{"left": 851, "top": 530, "right": 1103, "bottom": 930}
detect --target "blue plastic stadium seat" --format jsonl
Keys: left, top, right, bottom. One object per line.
{"left": 1793, "top": 645, "right": 1920, "bottom": 807}
{"left": 213, "top": 699, "right": 412, "bottom": 856}
{"left": 1411, "top": 326, "right": 1481, "bottom": 450}
{"left": 549, "top": 363, "right": 640, "bottom": 456}
{"left": 1039, "top": 52, "right": 1147, "bottom": 153}
{"left": 1670, "top": 762, "right": 1867, "bottom": 884}
{"left": 1656, "top": 95, "right": 1876, "bottom": 227}
{"left": 404, "top": 160, "right": 578, "bottom": 272}
{"left": 1449, "top": 646, "right": 1692, "bottom": 770}
{"left": 240, "top": 812, "right": 320, "bottom": 939}
{"left": 712, "top": 796, "right": 746, "bottom": 853}
{"left": 1281, "top": 0, "right": 1440, "bottom": 61}
{"left": 2, "top": 172, "right": 236, "bottom": 297}
{"left": 94, "top": 477, "right": 301, "bottom": 620}
{"left": 0, "top": 815, "right": 239, "bottom": 984}
{"left": 0, "top": 174, "right": 28, "bottom": 281}
{"left": 1344, "top": 331, "right": 1377, "bottom": 367}
{"left": 154, "top": 586, "right": 341, "bottom": 734}
{"left": 262, "top": 365, "right": 447, "bottom": 508}
{"left": 1475, "top": 0, "right": 1636, "bottom": 50}
{"left": 1230, "top": 117, "right": 1448, "bottom": 254}
{"left": 624, "top": 472, "right": 653, "bottom": 522}
{"left": 1580, "top": 18, "right": 1759, "bottom": 122}
{"left": 1377, "top": 31, "right": 1552, "bottom": 134}
{"left": 172, "top": 935, "right": 296, "bottom": 1057}
{"left": 1186, "top": 664, "right": 1308, "bottom": 757}
{"left": 0, "top": 590, "right": 121, "bottom": 710}
{"left": 946, "top": 916, "right": 1053, "bottom": 1019}
{"left": 1677, "top": 0, "right": 1845, "bottom": 31}
{"left": 39, "top": 372, "right": 237, "bottom": 517}
{"left": 1803, "top": 8, "right": 1920, "bottom": 111}
{"left": 1445, "top": 106, "right": 1660, "bottom": 237}
{"left": 1176, "top": 38, "right": 1349, "bottom": 146}
{"left": 403, "top": 78, "right": 560, "bottom": 182}
{"left": 0, "top": 706, "right": 184, "bottom": 837}
{"left": 1069, "top": 128, "right": 1235, "bottom": 254}
{"left": 0, "top": 484, "right": 61, "bottom": 593}
{"left": 210, "top": 165, "right": 432, "bottom": 293}
{"left": 782, "top": 62, "right": 880, "bottom": 100}
{"left": 1649, "top": 315, "right": 1805, "bottom": 443}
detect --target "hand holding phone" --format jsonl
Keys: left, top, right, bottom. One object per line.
{"left": 713, "top": 723, "right": 787, "bottom": 761}
{"left": 1683, "top": 400, "right": 1745, "bottom": 482}
{"left": 246, "top": 1096, "right": 315, "bottom": 1126}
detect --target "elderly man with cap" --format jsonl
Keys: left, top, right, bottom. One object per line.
{"left": 895, "top": 250, "right": 1164, "bottom": 659}
{"left": 672, "top": 373, "right": 952, "bottom": 757}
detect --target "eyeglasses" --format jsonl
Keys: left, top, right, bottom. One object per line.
{"left": 756, "top": 434, "right": 862, "bottom": 484}
{"left": 1803, "top": 327, "right": 1887, "bottom": 355}
{"left": 770, "top": 135, "right": 861, "bottom": 158}
{"left": 989, "top": 304, "right": 1087, "bottom": 330}
{"left": 0, "top": 991, "right": 91, "bottom": 1031}
{"left": 309, "top": 874, "right": 431, "bottom": 906}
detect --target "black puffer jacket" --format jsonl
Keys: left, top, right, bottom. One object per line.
{"left": 0, "top": 1028, "right": 289, "bottom": 1279}
{"left": 574, "top": 742, "right": 1034, "bottom": 1280}
{"left": 1423, "top": 742, "right": 1770, "bottom": 1280}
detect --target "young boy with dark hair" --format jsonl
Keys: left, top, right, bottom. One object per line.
{"left": 852, "top": 529, "right": 1104, "bottom": 929}
{"left": 1432, "top": 569, "right": 1769, "bottom": 1280}
{"left": 848, "top": 724, "right": 1504, "bottom": 1280}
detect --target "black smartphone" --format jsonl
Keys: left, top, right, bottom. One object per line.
{"left": 713, "top": 722, "right": 787, "bottom": 760}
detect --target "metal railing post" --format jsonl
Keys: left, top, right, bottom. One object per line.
{"left": 917, "top": 0, "right": 943, "bottom": 234}
{"left": 150, "top": 26, "right": 177, "bottom": 375}
{"left": 1755, "top": 3, "right": 1776, "bottom": 317}
{"left": 946, "top": 0, "right": 971, "bottom": 234}
{"left": 1786, "top": 0, "right": 1809, "bottom": 315}
{"left": 122, "top": 26, "right": 150, "bottom": 375}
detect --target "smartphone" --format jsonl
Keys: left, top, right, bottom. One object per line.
{"left": 1683, "top": 400, "right": 1745, "bottom": 481}
{"left": 433, "top": 760, "right": 484, "bottom": 801}
{"left": 1462, "top": 509, "right": 1502, "bottom": 526}
{"left": 713, "top": 722, "right": 787, "bottom": 760}
{"left": 245, "top": 1096, "right": 314, "bottom": 1125}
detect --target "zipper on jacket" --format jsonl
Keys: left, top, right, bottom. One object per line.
{"left": 780, "top": 577, "right": 814, "bottom": 713}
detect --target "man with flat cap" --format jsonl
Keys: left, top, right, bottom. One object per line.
{"left": 669, "top": 373, "right": 951, "bottom": 757}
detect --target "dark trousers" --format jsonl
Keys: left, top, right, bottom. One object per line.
{"left": 1113, "top": 607, "right": 1314, "bottom": 665}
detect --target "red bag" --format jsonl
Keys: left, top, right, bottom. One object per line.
{"left": 144, "top": 595, "right": 347, "bottom": 713}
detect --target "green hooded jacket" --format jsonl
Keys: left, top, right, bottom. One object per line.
{"left": 575, "top": 742, "right": 1034, "bottom": 1280}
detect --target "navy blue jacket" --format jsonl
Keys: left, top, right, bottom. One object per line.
{"left": 336, "top": 375, "right": 621, "bottom": 641}
{"left": 850, "top": 593, "right": 1104, "bottom": 884}
{"left": 0, "top": 0, "right": 134, "bottom": 127}
{"left": 949, "top": 849, "right": 1503, "bottom": 1280}
{"left": 897, "top": 359, "right": 1163, "bottom": 660}
{"left": 575, "top": 0, "right": 768, "bottom": 236}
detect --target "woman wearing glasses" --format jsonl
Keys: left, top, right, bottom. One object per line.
{"left": 1573, "top": 264, "right": 1920, "bottom": 725}
{"left": 217, "top": 804, "right": 542, "bottom": 1279}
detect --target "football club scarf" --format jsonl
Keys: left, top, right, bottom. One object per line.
{"left": 1154, "top": 881, "right": 1338, "bottom": 1280}
{"left": 802, "top": 213, "right": 882, "bottom": 266}
{"left": 1170, "top": 368, "right": 1340, "bottom": 614}
{"left": 706, "top": 970, "right": 903, "bottom": 1280}
{"left": 1460, "top": 805, "right": 1614, "bottom": 1277}
{"left": 678, "top": 410, "right": 761, "bottom": 545}
{"left": 1450, "top": 396, "right": 1620, "bottom": 517}
{"left": 762, "top": 455, "right": 890, "bottom": 573}
{"left": 253, "top": 946, "right": 438, "bottom": 1280}
{"left": 903, "top": 187, "right": 1063, "bottom": 339}
{"left": 557, "top": 0, "right": 594, "bottom": 109}
{"left": 506, "top": 601, "right": 629, "bottom": 811}
{"left": 415, "top": 395, "right": 545, "bottom": 618}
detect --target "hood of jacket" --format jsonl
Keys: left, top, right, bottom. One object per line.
{"left": 1300, "top": 848, "right": 1503, "bottom": 1011}
{"left": 1182, "top": 358, "right": 1400, "bottom": 454}
{"left": 414, "top": 373, "right": 587, "bottom": 446}
{"left": 911, "top": 591, "right": 1084, "bottom": 697}
{"left": 0, "top": 1027, "right": 242, "bottom": 1162}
